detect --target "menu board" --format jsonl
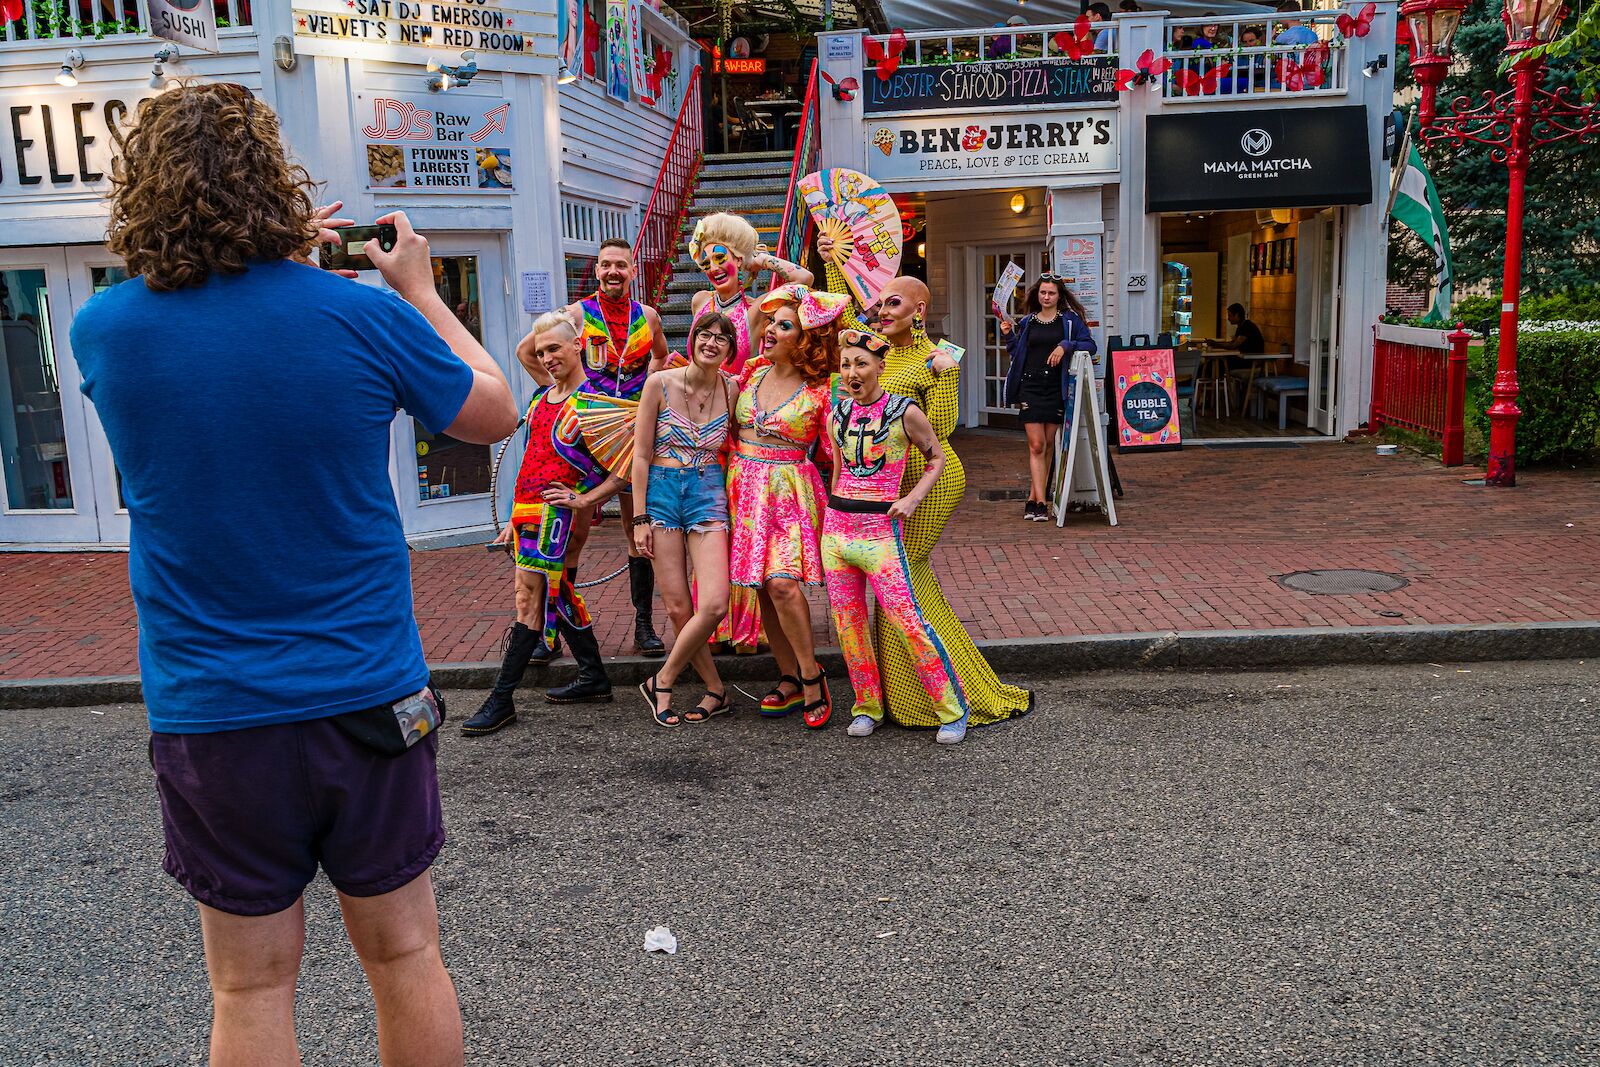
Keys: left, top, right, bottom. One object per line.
{"left": 1111, "top": 346, "right": 1181, "bottom": 452}
{"left": 357, "top": 92, "right": 514, "bottom": 192}
{"left": 862, "top": 57, "right": 1116, "bottom": 115}
{"left": 867, "top": 109, "right": 1117, "bottom": 184}
{"left": 293, "top": 0, "right": 558, "bottom": 72}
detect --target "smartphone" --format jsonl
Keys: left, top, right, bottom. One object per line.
{"left": 319, "top": 223, "right": 398, "bottom": 272}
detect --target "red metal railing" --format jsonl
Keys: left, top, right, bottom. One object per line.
{"left": 1370, "top": 322, "right": 1470, "bottom": 466}
{"left": 634, "top": 66, "right": 704, "bottom": 308}
{"left": 772, "top": 61, "right": 821, "bottom": 290}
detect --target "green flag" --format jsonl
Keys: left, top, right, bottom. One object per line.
{"left": 1390, "top": 144, "right": 1453, "bottom": 321}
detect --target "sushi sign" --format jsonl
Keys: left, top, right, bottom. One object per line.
{"left": 356, "top": 92, "right": 514, "bottom": 192}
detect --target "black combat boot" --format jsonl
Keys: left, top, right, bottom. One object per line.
{"left": 462, "top": 622, "right": 543, "bottom": 735}
{"left": 545, "top": 615, "right": 613, "bottom": 704}
{"left": 628, "top": 556, "right": 665, "bottom": 657}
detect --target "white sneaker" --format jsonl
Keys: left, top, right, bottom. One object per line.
{"left": 935, "top": 715, "right": 969, "bottom": 744}
{"left": 847, "top": 714, "right": 878, "bottom": 737}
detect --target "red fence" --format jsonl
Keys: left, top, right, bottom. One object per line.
{"left": 1370, "top": 322, "right": 1471, "bottom": 466}
{"left": 772, "top": 61, "right": 821, "bottom": 287}
{"left": 634, "top": 66, "right": 704, "bottom": 308}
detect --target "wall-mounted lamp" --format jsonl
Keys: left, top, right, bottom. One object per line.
{"left": 557, "top": 61, "right": 578, "bottom": 85}
{"left": 1009, "top": 192, "right": 1028, "bottom": 215}
{"left": 1362, "top": 54, "right": 1389, "bottom": 77}
{"left": 150, "top": 44, "right": 179, "bottom": 90}
{"left": 55, "top": 48, "right": 84, "bottom": 87}
{"left": 426, "top": 50, "right": 479, "bottom": 92}
{"left": 916, "top": 241, "right": 926, "bottom": 258}
{"left": 273, "top": 35, "right": 297, "bottom": 72}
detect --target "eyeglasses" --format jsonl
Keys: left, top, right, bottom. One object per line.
{"left": 1038, "top": 272, "right": 1067, "bottom": 285}
{"left": 837, "top": 328, "right": 890, "bottom": 355}
{"left": 696, "top": 333, "right": 733, "bottom": 349}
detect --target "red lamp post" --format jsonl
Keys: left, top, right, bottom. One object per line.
{"left": 1400, "top": 0, "right": 1598, "bottom": 486}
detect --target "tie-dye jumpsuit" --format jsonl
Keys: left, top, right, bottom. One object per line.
{"left": 820, "top": 392, "right": 967, "bottom": 726}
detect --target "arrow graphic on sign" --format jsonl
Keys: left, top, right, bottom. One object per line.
{"left": 470, "top": 103, "right": 510, "bottom": 144}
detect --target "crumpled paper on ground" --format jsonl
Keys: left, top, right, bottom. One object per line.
{"left": 642, "top": 925, "right": 677, "bottom": 954}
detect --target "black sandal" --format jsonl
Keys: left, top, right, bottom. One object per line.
{"left": 759, "top": 674, "right": 804, "bottom": 717}
{"left": 639, "top": 675, "right": 680, "bottom": 729}
{"left": 799, "top": 665, "right": 832, "bottom": 730}
{"left": 684, "top": 690, "right": 733, "bottom": 723}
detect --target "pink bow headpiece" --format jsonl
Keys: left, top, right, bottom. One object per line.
{"left": 757, "top": 284, "right": 851, "bottom": 331}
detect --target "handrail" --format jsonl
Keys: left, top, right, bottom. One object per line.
{"left": 634, "top": 65, "right": 704, "bottom": 308}
{"left": 1370, "top": 321, "right": 1470, "bottom": 466}
{"left": 3, "top": 0, "right": 253, "bottom": 43}
{"left": 772, "top": 60, "right": 820, "bottom": 293}
{"left": 1161, "top": 10, "right": 1352, "bottom": 101}
{"left": 871, "top": 21, "right": 1119, "bottom": 64}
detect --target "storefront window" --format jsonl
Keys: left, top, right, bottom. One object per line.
{"left": 413, "top": 255, "right": 492, "bottom": 501}
{"left": 1, "top": 270, "right": 73, "bottom": 512}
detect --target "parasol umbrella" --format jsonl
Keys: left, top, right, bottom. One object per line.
{"left": 796, "top": 168, "right": 903, "bottom": 308}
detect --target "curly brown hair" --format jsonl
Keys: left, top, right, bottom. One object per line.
{"left": 107, "top": 83, "right": 317, "bottom": 291}
{"left": 767, "top": 301, "right": 839, "bottom": 387}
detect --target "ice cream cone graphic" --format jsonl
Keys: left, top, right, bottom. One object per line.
{"left": 872, "top": 128, "right": 893, "bottom": 157}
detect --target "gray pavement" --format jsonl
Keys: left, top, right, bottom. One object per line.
{"left": 3, "top": 660, "right": 1598, "bottom": 1066}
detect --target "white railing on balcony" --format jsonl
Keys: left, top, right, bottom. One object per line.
{"left": 889, "top": 21, "right": 1119, "bottom": 67}
{"left": 3, "top": 0, "right": 254, "bottom": 46}
{"left": 1159, "top": 11, "right": 1351, "bottom": 101}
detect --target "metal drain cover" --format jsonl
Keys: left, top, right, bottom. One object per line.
{"left": 1279, "top": 569, "right": 1410, "bottom": 595}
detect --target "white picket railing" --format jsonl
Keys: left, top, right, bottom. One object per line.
{"left": 2, "top": 0, "right": 253, "bottom": 45}
{"left": 1159, "top": 11, "right": 1352, "bottom": 101}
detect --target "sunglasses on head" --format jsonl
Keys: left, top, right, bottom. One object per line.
{"left": 838, "top": 328, "right": 890, "bottom": 355}
{"left": 1038, "top": 272, "right": 1067, "bottom": 285}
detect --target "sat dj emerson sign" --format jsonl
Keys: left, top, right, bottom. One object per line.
{"left": 1146, "top": 106, "right": 1372, "bottom": 212}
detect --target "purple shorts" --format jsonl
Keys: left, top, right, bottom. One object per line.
{"left": 151, "top": 715, "right": 445, "bottom": 916}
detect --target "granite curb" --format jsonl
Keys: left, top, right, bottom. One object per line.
{"left": 4, "top": 620, "right": 1596, "bottom": 710}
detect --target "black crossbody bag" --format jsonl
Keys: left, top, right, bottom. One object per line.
{"left": 332, "top": 684, "right": 447, "bottom": 758}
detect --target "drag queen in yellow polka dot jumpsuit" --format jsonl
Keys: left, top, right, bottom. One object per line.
{"left": 823, "top": 250, "right": 1032, "bottom": 727}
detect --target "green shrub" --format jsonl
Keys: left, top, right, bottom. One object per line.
{"left": 1453, "top": 287, "right": 1600, "bottom": 331}
{"left": 1467, "top": 328, "right": 1600, "bottom": 464}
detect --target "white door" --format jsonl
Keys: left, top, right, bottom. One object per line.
{"left": 393, "top": 233, "right": 515, "bottom": 536}
{"left": 64, "top": 248, "right": 134, "bottom": 543}
{"left": 0, "top": 248, "right": 106, "bottom": 544}
{"left": 1295, "top": 210, "right": 1342, "bottom": 435}
{"left": 970, "top": 244, "right": 1047, "bottom": 423}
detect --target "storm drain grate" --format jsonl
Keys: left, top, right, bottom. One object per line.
{"left": 1278, "top": 569, "right": 1410, "bottom": 595}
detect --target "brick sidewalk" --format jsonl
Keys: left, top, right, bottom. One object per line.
{"left": 3, "top": 432, "right": 1597, "bottom": 681}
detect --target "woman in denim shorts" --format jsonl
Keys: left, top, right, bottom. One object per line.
{"left": 557, "top": 312, "right": 738, "bottom": 727}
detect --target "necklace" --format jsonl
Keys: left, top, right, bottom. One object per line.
{"left": 1036, "top": 311, "right": 1060, "bottom": 324}
{"left": 713, "top": 289, "right": 745, "bottom": 313}
{"left": 681, "top": 368, "right": 715, "bottom": 421}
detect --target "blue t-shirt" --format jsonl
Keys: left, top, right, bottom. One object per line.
{"left": 72, "top": 259, "right": 474, "bottom": 733}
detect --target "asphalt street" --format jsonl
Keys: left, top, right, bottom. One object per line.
{"left": 2, "top": 659, "right": 1597, "bottom": 1066}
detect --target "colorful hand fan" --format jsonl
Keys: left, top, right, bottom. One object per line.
{"left": 570, "top": 393, "right": 640, "bottom": 479}
{"left": 796, "top": 168, "right": 903, "bottom": 308}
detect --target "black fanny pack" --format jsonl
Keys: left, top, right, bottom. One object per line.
{"left": 332, "top": 684, "right": 447, "bottom": 758}
{"left": 827, "top": 494, "right": 893, "bottom": 514}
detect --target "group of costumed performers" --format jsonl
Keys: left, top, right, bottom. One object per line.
{"left": 466, "top": 207, "right": 1030, "bottom": 744}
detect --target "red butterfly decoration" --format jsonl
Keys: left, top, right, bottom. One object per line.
{"left": 1171, "top": 61, "right": 1233, "bottom": 96}
{"left": 1115, "top": 49, "right": 1174, "bottom": 91}
{"left": 1277, "top": 41, "right": 1330, "bottom": 91}
{"left": 643, "top": 47, "right": 673, "bottom": 105}
{"left": 1336, "top": 2, "right": 1377, "bottom": 39}
{"left": 0, "top": 0, "right": 23, "bottom": 23}
{"left": 819, "top": 69, "right": 861, "bottom": 102}
{"left": 1051, "top": 15, "right": 1096, "bottom": 61}
{"left": 864, "top": 28, "right": 908, "bottom": 81}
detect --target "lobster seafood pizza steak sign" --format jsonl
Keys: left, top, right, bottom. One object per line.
{"left": 866, "top": 108, "right": 1118, "bottom": 183}
{"left": 1146, "top": 106, "right": 1372, "bottom": 211}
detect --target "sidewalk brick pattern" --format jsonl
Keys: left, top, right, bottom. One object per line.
{"left": 3, "top": 433, "right": 1597, "bottom": 681}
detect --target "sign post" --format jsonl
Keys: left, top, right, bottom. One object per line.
{"left": 1052, "top": 350, "right": 1117, "bottom": 527}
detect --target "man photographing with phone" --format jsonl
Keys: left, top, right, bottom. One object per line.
{"left": 70, "top": 84, "right": 516, "bottom": 1067}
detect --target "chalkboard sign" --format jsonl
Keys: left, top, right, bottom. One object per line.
{"left": 862, "top": 57, "right": 1117, "bottom": 114}
{"left": 1111, "top": 342, "right": 1182, "bottom": 453}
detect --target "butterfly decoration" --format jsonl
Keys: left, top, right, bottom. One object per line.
{"left": 0, "top": 0, "right": 22, "bottom": 23}
{"left": 1115, "top": 48, "right": 1174, "bottom": 91}
{"left": 1277, "top": 41, "right": 1331, "bottom": 91}
{"left": 864, "top": 28, "right": 908, "bottom": 81}
{"left": 1052, "top": 15, "right": 1096, "bottom": 61}
{"left": 642, "top": 47, "right": 673, "bottom": 106}
{"left": 820, "top": 69, "right": 861, "bottom": 102}
{"left": 1170, "top": 61, "right": 1233, "bottom": 96}
{"left": 1336, "top": 1, "right": 1377, "bottom": 39}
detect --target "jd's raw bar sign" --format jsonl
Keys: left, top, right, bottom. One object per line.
{"left": 862, "top": 57, "right": 1117, "bottom": 114}
{"left": 868, "top": 109, "right": 1116, "bottom": 182}
{"left": 358, "top": 93, "right": 514, "bottom": 191}
{"left": 1146, "top": 106, "right": 1372, "bottom": 212}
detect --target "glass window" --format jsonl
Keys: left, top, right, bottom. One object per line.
{"left": 88, "top": 265, "right": 132, "bottom": 508}
{"left": 1, "top": 269, "right": 73, "bottom": 511}
{"left": 412, "top": 255, "right": 492, "bottom": 501}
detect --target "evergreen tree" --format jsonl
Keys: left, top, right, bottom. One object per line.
{"left": 1393, "top": 0, "right": 1600, "bottom": 294}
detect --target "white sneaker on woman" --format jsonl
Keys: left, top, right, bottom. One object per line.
{"left": 935, "top": 714, "right": 969, "bottom": 744}
{"left": 847, "top": 714, "right": 877, "bottom": 737}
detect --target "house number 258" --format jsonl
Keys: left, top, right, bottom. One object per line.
{"left": 1126, "top": 273, "right": 1149, "bottom": 292}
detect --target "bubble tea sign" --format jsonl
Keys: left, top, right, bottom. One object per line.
{"left": 1111, "top": 345, "right": 1181, "bottom": 453}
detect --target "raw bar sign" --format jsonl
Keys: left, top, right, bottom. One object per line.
{"left": 863, "top": 57, "right": 1116, "bottom": 114}
{"left": 358, "top": 93, "right": 514, "bottom": 191}
{"left": 1111, "top": 345, "right": 1181, "bottom": 452}
{"left": 867, "top": 109, "right": 1116, "bottom": 183}
{"left": 294, "top": 0, "right": 556, "bottom": 70}
{"left": 1146, "top": 106, "right": 1373, "bottom": 212}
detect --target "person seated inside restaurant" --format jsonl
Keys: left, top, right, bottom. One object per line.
{"left": 1087, "top": 3, "right": 1115, "bottom": 52}
{"left": 1203, "top": 303, "right": 1266, "bottom": 371}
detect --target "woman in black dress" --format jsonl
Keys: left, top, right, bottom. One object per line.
{"left": 998, "top": 274, "right": 1097, "bottom": 520}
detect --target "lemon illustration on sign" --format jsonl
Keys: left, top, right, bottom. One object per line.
{"left": 417, "top": 441, "right": 430, "bottom": 457}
